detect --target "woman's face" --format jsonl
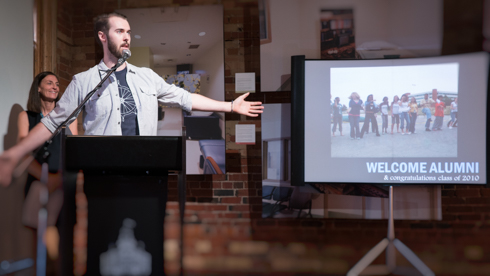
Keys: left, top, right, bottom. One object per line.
{"left": 38, "top": 75, "right": 59, "bottom": 101}
{"left": 368, "top": 95, "right": 373, "bottom": 101}
{"left": 351, "top": 93, "right": 358, "bottom": 100}
{"left": 411, "top": 97, "right": 416, "bottom": 103}
{"left": 455, "top": 97, "right": 458, "bottom": 103}
{"left": 394, "top": 96, "right": 399, "bottom": 102}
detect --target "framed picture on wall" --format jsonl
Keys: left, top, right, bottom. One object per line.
{"left": 320, "top": 9, "right": 356, "bottom": 59}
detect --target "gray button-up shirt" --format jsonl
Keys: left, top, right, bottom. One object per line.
{"left": 42, "top": 61, "right": 193, "bottom": 135}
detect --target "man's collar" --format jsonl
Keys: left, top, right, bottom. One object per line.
{"left": 97, "top": 59, "right": 111, "bottom": 71}
{"left": 98, "top": 61, "right": 136, "bottom": 80}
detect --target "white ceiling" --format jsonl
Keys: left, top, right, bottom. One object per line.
{"left": 117, "top": 5, "right": 223, "bottom": 68}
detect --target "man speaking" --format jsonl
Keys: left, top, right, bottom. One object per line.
{"left": 0, "top": 12, "right": 263, "bottom": 186}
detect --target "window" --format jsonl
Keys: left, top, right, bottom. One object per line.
{"left": 263, "top": 138, "right": 290, "bottom": 182}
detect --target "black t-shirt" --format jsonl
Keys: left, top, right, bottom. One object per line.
{"left": 365, "top": 101, "right": 377, "bottom": 113}
{"left": 114, "top": 67, "right": 139, "bottom": 135}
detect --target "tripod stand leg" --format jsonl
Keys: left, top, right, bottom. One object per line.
{"left": 393, "top": 239, "right": 434, "bottom": 276}
{"left": 346, "top": 238, "right": 389, "bottom": 276}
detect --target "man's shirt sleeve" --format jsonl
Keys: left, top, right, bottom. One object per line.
{"left": 152, "top": 70, "right": 193, "bottom": 112}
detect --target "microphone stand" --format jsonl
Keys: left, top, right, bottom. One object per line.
{"left": 29, "top": 59, "right": 126, "bottom": 276}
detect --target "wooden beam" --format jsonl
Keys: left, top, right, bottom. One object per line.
{"left": 34, "top": 0, "right": 57, "bottom": 75}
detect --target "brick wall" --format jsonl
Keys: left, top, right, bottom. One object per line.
{"left": 55, "top": 0, "right": 490, "bottom": 275}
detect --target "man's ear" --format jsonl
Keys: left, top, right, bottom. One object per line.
{"left": 98, "top": 31, "right": 106, "bottom": 43}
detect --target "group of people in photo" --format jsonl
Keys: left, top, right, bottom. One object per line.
{"left": 331, "top": 92, "right": 458, "bottom": 140}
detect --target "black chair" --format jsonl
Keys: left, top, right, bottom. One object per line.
{"left": 262, "top": 186, "right": 292, "bottom": 218}
{"left": 274, "top": 187, "right": 313, "bottom": 218}
{"left": 262, "top": 185, "right": 275, "bottom": 200}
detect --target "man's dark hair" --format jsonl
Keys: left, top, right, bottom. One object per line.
{"left": 93, "top": 12, "right": 128, "bottom": 46}
{"left": 27, "top": 71, "right": 59, "bottom": 113}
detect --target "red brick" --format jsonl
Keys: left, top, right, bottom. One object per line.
{"left": 235, "top": 190, "right": 249, "bottom": 197}
{"left": 212, "top": 174, "right": 227, "bottom": 181}
{"left": 466, "top": 198, "right": 490, "bottom": 204}
{"left": 480, "top": 187, "right": 490, "bottom": 196}
{"left": 221, "top": 197, "right": 242, "bottom": 204}
{"left": 458, "top": 214, "right": 482, "bottom": 221}
{"left": 446, "top": 205, "right": 474, "bottom": 212}
{"left": 212, "top": 182, "right": 221, "bottom": 189}
{"left": 198, "top": 212, "right": 218, "bottom": 220}
{"left": 228, "top": 205, "right": 250, "bottom": 212}
{"left": 474, "top": 206, "right": 490, "bottom": 212}
{"left": 206, "top": 205, "right": 227, "bottom": 211}
{"left": 451, "top": 223, "right": 476, "bottom": 229}
{"left": 189, "top": 182, "right": 200, "bottom": 189}
{"left": 185, "top": 204, "right": 207, "bottom": 211}
{"left": 229, "top": 173, "right": 248, "bottom": 181}
{"left": 442, "top": 197, "right": 466, "bottom": 205}
{"left": 455, "top": 189, "right": 481, "bottom": 197}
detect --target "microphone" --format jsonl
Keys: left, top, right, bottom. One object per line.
{"left": 122, "top": 49, "right": 131, "bottom": 60}
{"left": 114, "top": 49, "right": 131, "bottom": 69}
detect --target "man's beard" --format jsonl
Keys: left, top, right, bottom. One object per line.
{"left": 107, "top": 35, "right": 128, "bottom": 59}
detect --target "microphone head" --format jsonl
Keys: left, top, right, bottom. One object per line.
{"left": 122, "top": 49, "right": 131, "bottom": 59}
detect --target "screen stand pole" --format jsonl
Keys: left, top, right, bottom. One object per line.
{"left": 178, "top": 126, "right": 187, "bottom": 276}
{"left": 346, "top": 186, "right": 435, "bottom": 276}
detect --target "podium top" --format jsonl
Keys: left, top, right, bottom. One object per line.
{"left": 64, "top": 136, "right": 183, "bottom": 173}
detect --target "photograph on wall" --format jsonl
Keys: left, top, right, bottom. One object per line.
{"left": 320, "top": 9, "right": 355, "bottom": 59}
{"left": 329, "top": 63, "right": 459, "bottom": 158}
{"left": 261, "top": 104, "right": 441, "bottom": 220}
{"left": 164, "top": 74, "right": 201, "bottom": 94}
{"left": 118, "top": 5, "right": 226, "bottom": 175}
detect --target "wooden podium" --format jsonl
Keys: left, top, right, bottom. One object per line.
{"left": 60, "top": 133, "right": 186, "bottom": 275}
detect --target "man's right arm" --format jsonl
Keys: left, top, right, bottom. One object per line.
{"left": 0, "top": 122, "right": 53, "bottom": 187}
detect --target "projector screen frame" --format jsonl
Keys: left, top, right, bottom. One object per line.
{"left": 291, "top": 53, "right": 490, "bottom": 186}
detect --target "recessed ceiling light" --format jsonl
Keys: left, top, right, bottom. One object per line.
{"left": 186, "top": 54, "right": 191, "bottom": 56}
{"left": 134, "top": 35, "right": 141, "bottom": 39}
{"left": 199, "top": 32, "right": 206, "bottom": 36}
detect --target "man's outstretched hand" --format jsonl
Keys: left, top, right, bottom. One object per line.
{"left": 0, "top": 152, "right": 19, "bottom": 187}
{"left": 233, "top": 92, "right": 264, "bottom": 117}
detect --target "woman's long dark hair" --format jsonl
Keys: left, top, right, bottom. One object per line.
{"left": 27, "top": 71, "right": 60, "bottom": 113}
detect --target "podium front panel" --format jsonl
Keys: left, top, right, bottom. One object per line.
{"left": 64, "top": 136, "right": 182, "bottom": 172}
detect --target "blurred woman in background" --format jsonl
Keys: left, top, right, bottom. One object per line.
{"left": 18, "top": 71, "right": 78, "bottom": 195}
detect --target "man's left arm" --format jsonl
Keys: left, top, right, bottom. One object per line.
{"left": 191, "top": 92, "right": 263, "bottom": 117}
{"left": 151, "top": 69, "right": 263, "bottom": 116}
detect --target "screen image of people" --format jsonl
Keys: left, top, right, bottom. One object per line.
{"left": 329, "top": 63, "right": 459, "bottom": 158}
